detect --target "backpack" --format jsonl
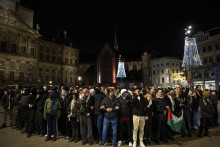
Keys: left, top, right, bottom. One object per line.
{"left": 51, "top": 100, "right": 58, "bottom": 115}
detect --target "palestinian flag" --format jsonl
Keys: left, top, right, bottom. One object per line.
{"left": 167, "top": 107, "right": 184, "bottom": 132}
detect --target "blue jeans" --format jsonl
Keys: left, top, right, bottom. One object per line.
{"left": 93, "top": 114, "right": 104, "bottom": 141}
{"left": 193, "top": 111, "right": 200, "bottom": 126}
{"left": 102, "top": 117, "right": 117, "bottom": 145}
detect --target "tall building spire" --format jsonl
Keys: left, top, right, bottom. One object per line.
{"left": 114, "top": 30, "right": 119, "bottom": 51}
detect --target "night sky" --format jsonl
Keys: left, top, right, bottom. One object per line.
{"left": 21, "top": 0, "right": 220, "bottom": 62}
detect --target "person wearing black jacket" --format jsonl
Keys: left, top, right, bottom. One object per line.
{"left": 131, "top": 87, "right": 147, "bottom": 147}
{"left": 20, "top": 88, "right": 30, "bottom": 133}
{"left": 35, "top": 86, "right": 45, "bottom": 136}
{"left": 78, "top": 88, "right": 94, "bottom": 145}
{"left": 154, "top": 89, "right": 167, "bottom": 145}
{"left": 59, "top": 86, "right": 72, "bottom": 139}
{"left": 0, "top": 89, "right": 13, "bottom": 129}
{"left": 100, "top": 88, "right": 120, "bottom": 147}
{"left": 92, "top": 85, "right": 105, "bottom": 145}
{"left": 118, "top": 89, "right": 133, "bottom": 147}
{"left": 67, "top": 93, "right": 79, "bottom": 143}
{"left": 12, "top": 85, "right": 20, "bottom": 129}
{"left": 198, "top": 92, "right": 214, "bottom": 137}
{"left": 27, "top": 87, "right": 37, "bottom": 138}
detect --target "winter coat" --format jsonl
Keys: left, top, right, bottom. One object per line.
{"left": 2, "top": 94, "right": 13, "bottom": 109}
{"left": 100, "top": 96, "right": 120, "bottom": 119}
{"left": 154, "top": 97, "right": 167, "bottom": 121}
{"left": 68, "top": 100, "right": 78, "bottom": 118}
{"left": 119, "top": 95, "right": 132, "bottom": 117}
{"left": 93, "top": 92, "right": 105, "bottom": 115}
{"left": 43, "top": 98, "right": 61, "bottom": 120}
{"left": 131, "top": 94, "right": 146, "bottom": 116}
{"left": 77, "top": 95, "right": 94, "bottom": 116}
{"left": 200, "top": 95, "right": 214, "bottom": 118}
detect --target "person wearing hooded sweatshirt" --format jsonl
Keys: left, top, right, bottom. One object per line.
{"left": 59, "top": 86, "right": 72, "bottom": 140}
{"left": 153, "top": 89, "right": 167, "bottom": 145}
{"left": 131, "top": 87, "right": 147, "bottom": 147}
{"left": 78, "top": 88, "right": 94, "bottom": 145}
{"left": 27, "top": 87, "right": 37, "bottom": 138}
{"left": 100, "top": 88, "right": 120, "bottom": 147}
{"left": 43, "top": 88, "right": 61, "bottom": 141}
{"left": 198, "top": 90, "right": 214, "bottom": 138}
{"left": 117, "top": 89, "right": 133, "bottom": 147}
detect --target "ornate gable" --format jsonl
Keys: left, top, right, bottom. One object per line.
{"left": 0, "top": 9, "right": 39, "bottom": 36}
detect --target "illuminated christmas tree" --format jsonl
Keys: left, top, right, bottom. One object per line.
{"left": 116, "top": 55, "right": 126, "bottom": 79}
{"left": 182, "top": 38, "right": 202, "bottom": 68}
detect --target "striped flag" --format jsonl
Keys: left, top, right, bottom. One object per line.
{"left": 167, "top": 107, "right": 184, "bottom": 132}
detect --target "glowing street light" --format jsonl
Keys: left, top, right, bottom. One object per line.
{"left": 49, "top": 81, "right": 52, "bottom": 84}
{"left": 78, "top": 76, "right": 82, "bottom": 81}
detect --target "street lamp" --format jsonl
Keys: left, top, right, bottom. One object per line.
{"left": 78, "top": 76, "right": 82, "bottom": 86}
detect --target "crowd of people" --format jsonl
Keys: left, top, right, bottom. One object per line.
{"left": 0, "top": 84, "right": 219, "bottom": 147}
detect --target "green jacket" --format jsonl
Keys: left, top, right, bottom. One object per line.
{"left": 43, "top": 98, "right": 61, "bottom": 120}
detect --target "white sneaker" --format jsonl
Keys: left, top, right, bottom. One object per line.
{"left": 129, "top": 142, "right": 133, "bottom": 147}
{"left": 140, "top": 141, "right": 145, "bottom": 147}
{"left": 118, "top": 140, "right": 122, "bottom": 146}
{"left": 133, "top": 141, "right": 137, "bottom": 147}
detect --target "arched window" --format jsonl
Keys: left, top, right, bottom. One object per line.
{"left": 209, "top": 56, "right": 213, "bottom": 63}
{"left": 217, "top": 55, "right": 220, "bottom": 62}
{"left": 204, "top": 57, "right": 208, "bottom": 64}
{"left": 204, "top": 70, "right": 214, "bottom": 79}
{"left": 193, "top": 71, "right": 202, "bottom": 79}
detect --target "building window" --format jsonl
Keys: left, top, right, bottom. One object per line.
{"left": 20, "top": 72, "right": 24, "bottom": 81}
{"left": 0, "top": 61, "right": 5, "bottom": 66}
{"left": 161, "top": 63, "right": 164, "bottom": 66}
{"left": 65, "top": 77, "right": 67, "bottom": 83}
{"left": 172, "top": 69, "right": 174, "bottom": 73}
{"left": 22, "top": 38, "right": 26, "bottom": 43}
{"left": 58, "top": 57, "right": 61, "bottom": 63}
{"left": 157, "top": 78, "right": 160, "bottom": 84}
{"left": 216, "top": 43, "right": 219, "bottom": 50}
{"left": 167, "top": 77, "right": 170, "bottom": 83}
{"left": 65, "top": 58, "right": 68, "bottom": 64}
{"left": 0, "top": 71, "right": 4, "bottom": 81}
{"left": 176, "top": 69, "right": 178, "bottom": 73}
{"left": 9, "top": 71, "right": 14, "bottom": 80}
{"left": 19, "top": 63, "right": 25, "bottom": 70}
{"left": 153, "top": 65, "right": 155, "bottom": 68}
{"left": 157, "top": 70, "right": 160, "bottom": 74}
{"left": 21, "top": 46, "right": 26, "bottom": 54}
{"left": 217, "top": 55, "right": 220, "bottom": 62}
{"left": 28, "top": 64, "right": 33, "bottom": 71}
{"left": 46, "top": 55, "right": 49, "bottom": 61}
{"left": 46, "top": 47, "right": 49, "bottom": 53}
{"left": 1, "top": 32, "right": 7, "bottom": 39}
{"left": 53, "top": 49, "right": 56, "bottom": 54}
{"left": 166, "top": 63, "right": 169, "bottom": 66}
{"left": 162, "top": 77, "right": 164, "bottom": 83}
{"left": 172, "top": 63, "right": 174, "bottom": 66}
{"left": 45, "top": 68, "right": 49, "bottom": 72}
{"left": 46, "top": 75, "right": 49, "bottom": 83}
{"left": 203, "top": 47, "right": 206, "bottom": 53}
{"left": 166, "top": 69, "right": 170, "bottom": 73}
{"left": 0, "top": 41, "right": 6, "bottom": 50}
{"left": 208, "top": 45, "right": 212, "bottom": 52}
{"left": 52, "top": 56, "right": 55, "bottom": 62}
{"left": 153, "top": 70, "right": 155, "bottom": 75}
{"left": 70, "top": 77, "right": 73, "bottom": 83}
{"left": 30, "top": 48, "right": 35, "bottom": 56}
{"left": 39, "top": 45, "right": 43, "bottom": 52}
{"left": 10, "top": 62, "right": 15, "bottom": 68}
{"left": 11, "top": 44, "right": 17, "bottom": 52}
{"left": 39, "top": 68, "right": 42, "bottom": 71}
{"left": 12, "top": 34, "right": 17, "bottom": 41}
{"left": 40, "top": 53, "right": 43, "bottom": 60}
{"left": 30, "top": 40, "right": 35, "bottom": 44}
{"left": 70, "top": 59, "right": 72, "bottom": 64}
{"left": 161, "top": 69, "right": 164, "bottom": 74}
{"left": 157, "top": 64, "right": 159, "bottom": 67}
{"left": 204, "top": 57, "right": 208, "bottom": 64}
{"left": 209, "top": 56, "right": 213, "bottom": 63}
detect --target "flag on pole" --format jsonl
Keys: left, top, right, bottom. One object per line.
{"left": 167, "top": 107, "right": 184, "bottom": 132}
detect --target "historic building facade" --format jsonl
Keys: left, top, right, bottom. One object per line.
{"left": 0, "top": 1, "right": 79, "bottom": 87}
{"left": 192, "top": 26, "right": 220, "bottom": 90}
{"left": 151, "top": 57, "right": 183, "bottom": 88}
